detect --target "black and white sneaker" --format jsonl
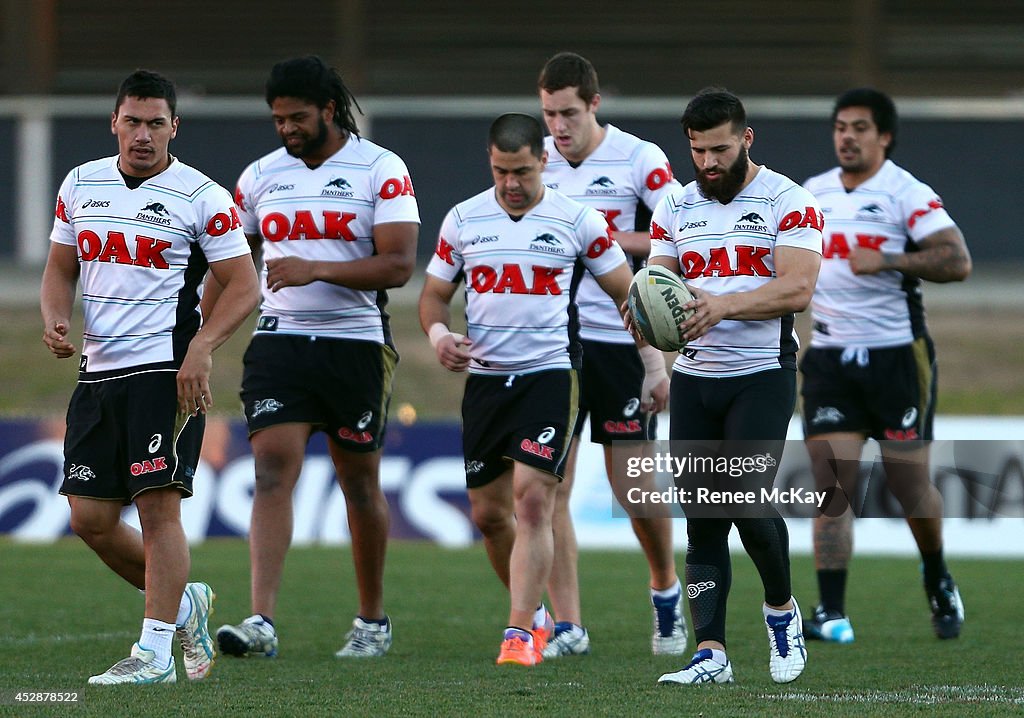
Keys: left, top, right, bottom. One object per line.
{"left": 928, "top": 575, "right": 964, "bottom": 639}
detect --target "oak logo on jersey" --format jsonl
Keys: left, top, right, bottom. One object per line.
{"left": 598, "top": 208, "right": 622, "bottom": 231}
{"left": 261, "top": 210, "right": 358, "bottom": 242}
{"left": 206, "top": 206, "right": 243, "bottom": 237}
{"left": 520, "top": 426, "right": 556, "bottom": 461}
{"left": 55, "top": 195, "right": 70, "bottom": 223}
{"left": 645, "top": 162, "right": 674, "bottom": 191}
{"left": 822, "top": 232, "right": 885, "bottom": 259}
{"left": 130, "top": 456, "right": 168, "bottom": 476}
{"left": 734, "top": 212, "right": 769, "bottom": 233}
{"left": 137, "top": 201, "right": 173, "bottom": 226}
{"left": 530, "top": 233, "right": 566, "bottom": 255}
{"left": 650, "top": 220, "right": 672, "bottom": 242}
{"left": 379, "top": 175, "right": 415, "bottom": 200}
{"left": 338, "top": 425, "right": 374, "bottom": 444}
{"left": 586, "top": 176, "right": 617, "bottom": 195}
{"left": 434, "top": 237, "right": 456, "bottom": 265}
{"left": 77, "top": 230, "right": 173, "bottom": 268}
{"left": 322, "top": 177, "right": 354, "bottom": 198}
{"left": 604, "top": 418, "right": 642, "bottom": 435}
{"left": 778, "top": 206, "right": 825, "bottom": 233}
{"left": 81, "top": 199, "right": 110, "bottom": 209}
{"left": 679, "top": 245, "right": 772, "bottom": 278}
{"left": 907, "top": 198, "right": 943, "bottom": 229}
{"left": 469, "top": 263, "right": 563, "bottom": 295}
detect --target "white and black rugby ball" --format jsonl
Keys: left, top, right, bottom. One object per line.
{"left": 627, "top": 265, "right": 695, "bottom": 352}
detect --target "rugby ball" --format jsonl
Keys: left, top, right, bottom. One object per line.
{"left": 628, "top": 265, "right": 695, "bottom": 352}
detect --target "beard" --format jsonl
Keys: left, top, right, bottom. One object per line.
{"left": 695, "top": 145, "right": 750, "bottom": 203}
{"left": 283, "top": 116, "right": 329, "bottom": 158}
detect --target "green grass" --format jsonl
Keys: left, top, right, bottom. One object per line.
{"left": 1, "top": 540, "right": 1021, "bottom": 717}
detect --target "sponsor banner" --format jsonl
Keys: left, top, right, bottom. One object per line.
{"left": 1, "top": 417, "right": 1022, "bottom": 555}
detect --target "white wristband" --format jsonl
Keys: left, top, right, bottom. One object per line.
{"left": 428, "top": 322, "right": 451, "bottom": 348}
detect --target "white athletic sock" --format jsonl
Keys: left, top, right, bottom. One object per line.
{"left": 763, "top": 600, "right": 794, "bottom": 618}
{"left": 532, "top": 604, "right": 548, "bottom": 630}
{"left": 175, "top": 586, "right": 193, "bottom": 627}
{"left": 710, "top": 648, "right": 728, "bottom": 665}
{"left": 651, "top": 578, "right": 682, "bottom": 601}
{"left": 139, "top": 618, "right": 176, "bottom": 670}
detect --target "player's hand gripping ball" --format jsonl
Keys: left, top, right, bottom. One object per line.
{"left": 627, "top": 265, "right": 695, "bottom": 352}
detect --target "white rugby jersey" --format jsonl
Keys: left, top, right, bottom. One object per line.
{"left": 235, "top": 136, "right": 420, "bottom": 344}
{"left": 50, "top": 156, "right": 251, "bottom": 376}
{"left": 543, "top": 124, "right": 682, "bottom": 343}
{"left": 649, "top": 167, "right": 823, "bottom": 377}
{"left": 426, "top": 187, "right": 627, "bottom": 375}
{"left": 804, "top": 159, "right": 956, "bottom": 348}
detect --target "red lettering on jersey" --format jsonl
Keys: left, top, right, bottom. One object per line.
{"left": 883, "top": 428, "right": 919, "bottom": 441}
{"left": 704, "top": 247, "right": 734, "bottom": 277}
{"left": 323, "top": 211, "right": 357, "bottom": 241}
{"left": 598, "top": 209, "right": 622, "bottom": 231}
{"left": 520, "top": 438, "right": 554, "bottom": 460}
{"left": 289, "top": 210, "right": 322, "bottom": 240}
{"left": 587, "top": 228, "right": 615, "bottom": 259}
{"left": 379, "top": 175, "right": 415, "bottom": 200}
{"left": 78, "top": 230, "right": 102, "bottom": 260}
{"left": 907, "top": 198, "right": 943, "bottom": 229}
{"left": 130, "top": 457, "right": 168, "bottom": 476}
{"left": 529, "top": 267, "right": 563, "bottom": 295}
{"left": 856, "top": 234, "right": 885, "bottom": 250}
{"left": 206, "top": 207, "right": 243, "bottom": 237}
{"left": 470, "top": 266, "right": 497, "bottom": 292}
{"left": 55, "top": 195, "right": 70, "bottom": 223}
{"left": 493, "top": 264, "right": 528, "bottom": 293}
{"left": 650, "top": 221, "right": 672, "bottom": 242}
{"left": 338, "top": 427, "right": 373, "bottom": 443}
{"left": 824, "top": 233, "right": 886, "bottom": 259}
{"left": 262, "top": 212, "right": 289, "bottom": 241}
{"left": 435, "top": 237, "right": 455, "bottom": 265}
{"left": 603, "top": 419, "right": 642, "bottom": 434}
{"left": 779, "top": 206, "right": 824, "bottom": 232}
{"left": 645, "top": 162, "right": 673, "bottom": 191}
{"left": 233, "top": 186, "right": 246, "bottom": 210}
{"left": 734, "top": 245, "right": 772, "bottom": 276}
{"left": 679, "top": 251, "right": 706, "bottom": 279}
{"left": 134, "top": 236, "right": 172, "bottom": 269}
{"left": 96, "top": 231, "right": 133, "bottom": 264}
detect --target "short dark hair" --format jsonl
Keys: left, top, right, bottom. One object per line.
{"left": 537, "top": 51, "right": 599, "bottom": 105}
{"left": 832, "top": 87, "right": 898, "bottom": 157}
{"left": 488, "top": 113, "right": 544, "bottom": 158}
{"left": 681, "top": 87, "right": 747, "bottom": 136}
{"left": 115, "top": 70, "right": 177, "bottom": 117}
{"left": 265, "top": 55, "right": 361, "bottom": 136}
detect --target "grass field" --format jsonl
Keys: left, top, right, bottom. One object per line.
{"left": 1, "top": 539, "right": 1021, "bottom": 717}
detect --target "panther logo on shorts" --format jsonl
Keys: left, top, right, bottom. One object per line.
{"left": 251, "top": 398, "right": 284, "bottom": 418}
{"left": 68, "top": 464, "right": 96, "bottom": 482}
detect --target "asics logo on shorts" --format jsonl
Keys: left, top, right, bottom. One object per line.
{"left": 902, "top": 407, "right": 919, "bottom": 428}
{"left": 148, "top": 434, "right": 162, "bottom": 453}
{"left": 252, "top": 398, "right": 284, "bottom": 418}
{"left": 623, "top": 398, "right": 640, "bottom": 417}
{"left": 357, "top": 411, "right": 373, "bottom": 430}
{"left": 537, "top": 426, "right": 556, "bottom": 444}
{"left": 68, "top": 464, "right": 96, "bottom": 482}
{"left": 687, "top": 580, "right": 717, "bottom": 599}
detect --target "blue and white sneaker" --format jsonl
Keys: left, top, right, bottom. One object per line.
{"left": 216, "top": 615, "right": 278, "bottom": 658}
{"left": 177, "top": 581, "right": 216, "bottom": 680}
{"left": 658, "top": 648, "right": 734, "bottom": 685}
{"left": 335, "top": 616, "right": 392, "bottom": 657}
{"left": 88, "top": 643, "right": 176, "bottom": 685}
{"left": 928, "top": 575, "right": 964, "bottom": 640}
{"left": 541, "top": 622, "right": 591, "bottom": 659}
{"left": 765, "top": 598, "right": 807, "bottom": 683}
{"left": 803, "top": 604, "right": 855, "bottom": 644}
{"left": 651, "top": 590, "right": 689, "bottom": 655}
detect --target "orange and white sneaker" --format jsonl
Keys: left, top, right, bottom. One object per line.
{"left": 531, "top": 607, "right": 555, "bottom": 659}
{"left": 496, "top": 628, "right": 539, "bottom": 666}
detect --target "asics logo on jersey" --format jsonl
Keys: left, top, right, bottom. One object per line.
{"left": 545, "top": 182, "right": 560, "bottom": 189}
{"left": 268, "top": 183, "right": 295, "bottom": 193}
{"left": 251, "top": 398, "right": 284, "bottom": 418}
{"left": 680, "top": 220, "right": 708, "bottom": 231}
{"left": 68, "top": 464, "right": 96, "bottom": 482}
{"left": 81, "top": 199, "right": 110, "bottom": 208}
{"left": 469, "top": 264, "right": 563, "bottom": 295}
{"left": 78, "top": 230, "right": 173, "bottom": 269}
{"left": 687, "top": 580, "right": 716, "bottom": 599}
{"left": 130, "top": 457, "right": 167, "bottom": 476}
{"left": 679, "top": 245, "right": 772, "bottom": 279}
{"left": 530, "top": 233, "right": 567, "bottom": 255}
{"left": 468, "top": 234, "right": 499, "bottom": 245}
{"left": 262, "top": 210, "right": 358, "bottom": 242}
{"left": 589, "top": 177, "right": 614, "bottom": 187}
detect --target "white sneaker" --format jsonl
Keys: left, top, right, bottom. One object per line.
{"left": 651, "top": 589, "right": 689, "bottom": 655}
{"left": 765, "top": 598, "right": 807, "bottom": 683}
{"left": 216, "top": 615, "right": 278, "bottom": 658}
{"left": 541, "top": 623, "right": 591, "bottom": 659}
{"left": 88, "top": 643, "right": 176, "bottom": 685}
{"left": 658, "top": 649, "right": 734, "bottom": 685}
{"left": 335, "top": 616, "right": 392, "bottom": 658}
{"left": 177, "top": 582, "right": 216, "bottom": 680}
